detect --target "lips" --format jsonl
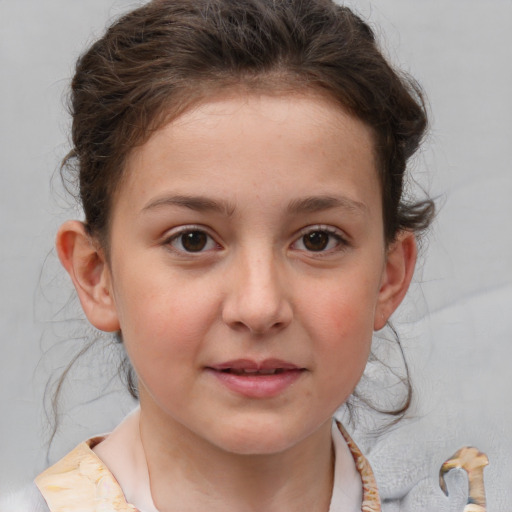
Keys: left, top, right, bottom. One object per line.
{"left": 206, "top": 359, "right": 305, "bottom": 398}
{"left": 221, "top": 368, "right": 285, "bottom": 375}
{"left": 211, "top": 358, "right": 301, "bottom": 370}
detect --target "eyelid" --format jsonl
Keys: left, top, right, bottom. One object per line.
{"left": 291, "top": 224, "right": 349, "bottom": 254}
{"left": 162, "top": 224, "right": 222, "bottom": 254}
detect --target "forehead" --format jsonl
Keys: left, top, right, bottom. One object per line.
{"left": 117, "top": 91, "right": 380, "bottom": 219}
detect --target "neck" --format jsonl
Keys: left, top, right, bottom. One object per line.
{"left": 139, "top": 398, "right": 334, "bottom": 512}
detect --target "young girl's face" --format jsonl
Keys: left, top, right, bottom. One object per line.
{"left": 75, "top": 91, "right": 413, "bottom": 455}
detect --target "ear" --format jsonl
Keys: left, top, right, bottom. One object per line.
{"left": 56, "top": 220, "right": 120, "bottom": 332}
{"left": 374, "top": 231, "right": 417, "bottom": 331}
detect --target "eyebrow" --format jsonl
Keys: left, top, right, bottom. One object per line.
{"left": 286, "top": 195, "right": 367, "bottom": 215}
{"left": 142, "top": 195, "right": 236, "bottom": 216}
{"left": 142, "top": 193, "right": 366, "bottom": 217}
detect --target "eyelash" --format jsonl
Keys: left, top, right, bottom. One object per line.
{"left": 291, "top": 225, "right": 348, "bottom": 255}
{"left": 163, "top": 224, "right": 348, "bottom": 256}
{"left": 163, "top": 225, "right": 221, "bottom": 254}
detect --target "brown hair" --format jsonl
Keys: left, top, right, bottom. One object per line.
{"left": 64, "top": 0, "right": 433, "bottom": 248}
{"left": 60, "top": 0, "right": 434, "bottom": 422}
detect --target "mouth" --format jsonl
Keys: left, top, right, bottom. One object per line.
{"left": 218, "top": 368, "right": 289, "bottom": 376}
{"left": 206, "top": 359, "right": 305, "bottom": 398}
{"left": 208, "top": 359, "right": 304, "bottom": 375}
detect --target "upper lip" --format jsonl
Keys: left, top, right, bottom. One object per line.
{"left": 209, "top": 359, "right": 302, "bottom": 371}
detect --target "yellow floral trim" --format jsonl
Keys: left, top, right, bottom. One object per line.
{"left": 336, "top": 422, "right": 381, "bottom": 512}
{"left": 35, "top": 436, "right": 138, "bottom": 512}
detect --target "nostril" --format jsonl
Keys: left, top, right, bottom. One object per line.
{"left": 225, "top": 318, "right": 289, "bottom": 335}
{"left": 229, "top": 320, "right": 251, "bottom": 332}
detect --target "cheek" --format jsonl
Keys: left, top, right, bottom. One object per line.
{"left": 303, "top": 276, "right": 379, "bottom": 342}
{"left": 112, "top": 272, "right": 220, "bottom": 381}
{"left": 299, "top": 278, "right": 377, "bottom": 387}
{"left": 311, "top": 299, "right": 373, "bottom": 408}
{"left": 316, "top": 297, "right": 374, "bottom": 363}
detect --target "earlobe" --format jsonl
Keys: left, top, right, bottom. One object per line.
{"left": 56, "top": 220, "right": 120, "bottom": 332}
{"left": 374, "top": 231, "right": 417, "bottom": 331}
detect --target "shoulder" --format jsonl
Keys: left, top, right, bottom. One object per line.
{"left": 0, "top": 484, "right": 49, "bottom": 512}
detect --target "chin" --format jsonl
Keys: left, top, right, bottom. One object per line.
{"left": 207, "top": 416, "right": 314, "bottom": 456}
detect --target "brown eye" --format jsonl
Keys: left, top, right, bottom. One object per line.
{"left": 302, "top": 231, "right": 330, "bottom": 251}
{"left": 167, "top": 229, "right": 217, "bottom": 253}
{"left": 180, "top": 231, "right": 208, "bottom": 252}
{"left": 292, "top": 227, "right": 346, "bottom": 254}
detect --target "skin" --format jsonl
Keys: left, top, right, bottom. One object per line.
{"left": 57, "top": 91, "right": 417, "bottom": 512}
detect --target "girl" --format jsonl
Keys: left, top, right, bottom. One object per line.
{"left": 9, "top": 0, "right": 488, "bottom": 510}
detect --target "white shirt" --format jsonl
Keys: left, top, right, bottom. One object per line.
{"left": 95, "top": 411, "right": 363, "bottom": 512}
{"left": 328, "top": 420, "right": 363, "bottom": 512}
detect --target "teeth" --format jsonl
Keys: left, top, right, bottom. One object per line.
{"left": 228, "top": 368, "right": 280, "bottom": 375}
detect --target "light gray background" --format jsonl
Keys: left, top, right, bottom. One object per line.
{"left": 1, "top": 0, "right": 511, "bottom": 507}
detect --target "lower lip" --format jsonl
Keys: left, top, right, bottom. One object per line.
{"left": 207, "top": 369, "right": 304, "bottom": 398}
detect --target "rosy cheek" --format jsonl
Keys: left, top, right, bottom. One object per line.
{"left": 319, "top": 297, "right": 361, "bottom": 333}
{"left": 306, "top": 291, "right": 374, "bottom": 362}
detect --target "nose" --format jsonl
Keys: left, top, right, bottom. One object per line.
{"left": 221, "top": 249, "right": 293, "bottom": 335}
